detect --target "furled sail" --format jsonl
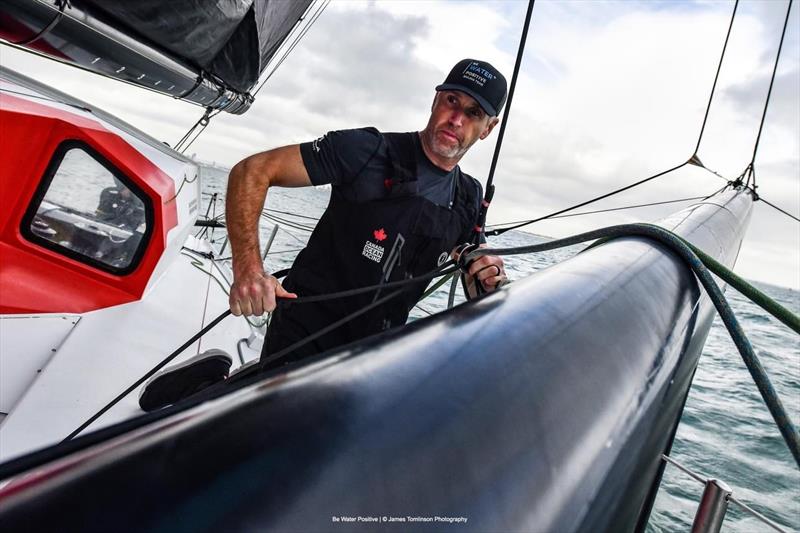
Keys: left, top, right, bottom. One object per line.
{"left": 0, "top": 0, "right": 313, "bottom": 114}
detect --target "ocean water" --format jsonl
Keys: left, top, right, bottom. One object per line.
{"left": 200, "top": 166, "right": 799, "bottom": 531}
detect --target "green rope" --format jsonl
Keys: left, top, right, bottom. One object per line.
{"left": 419, "top": 272, "right": 457, "bottom": 301}
{"left": 668, "top": 230, "right": 800, "bottom": 335}
{"left": 585, "top": 228, "right": 800, "bottom": 335}
{"left": 470, "top": 223, "right": 800, "bottom": 467}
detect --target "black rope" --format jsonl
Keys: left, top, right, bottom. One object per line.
{"left": 475, "top": 0, "right": 535, "bottom": 238}
{"left": 257, "top": 289, "right": 403, "bottom": 372}
{"left": 180, "top": 110, "right": 222, "bottom": 154}
{"left": 289, "top": 262, "right": 458, "bottom": 304}
{"left": 745, "top": 0, "right": 793, "bottom": 192}
{"left": 62, "top": 309, "right": 233, "bottom": 442}
{"left": 63, "top": 261, "right": 459, "bottom": 440}
{"left": 165, "top": 172, "right": 199, "bottom": 203}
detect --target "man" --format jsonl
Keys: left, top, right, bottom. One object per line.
{"left": 139, "top": 59, "right": 508, "bottom": 411}
{"left": 96, "top": 180, "right": 144, "bottom": 230}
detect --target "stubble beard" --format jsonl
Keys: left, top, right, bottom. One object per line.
{"left": 426, "top": 128, "right": 470, "bottom": 161}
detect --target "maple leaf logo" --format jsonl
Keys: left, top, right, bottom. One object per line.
{"left": 373, "top": 228, "right": 387, "bottom": 241}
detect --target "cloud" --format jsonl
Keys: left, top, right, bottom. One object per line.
{"left": 724, "top": 68, "right": 800, "bottom": 136}
{"left": 2, "top": 0, "right": 796, "bottom": 288}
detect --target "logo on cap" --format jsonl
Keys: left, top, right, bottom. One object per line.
{"left": 462, "top": 61, "right": 496, "bottom": 87}
{"left": 437, "top": 58, "right": 507, "bottom": 116}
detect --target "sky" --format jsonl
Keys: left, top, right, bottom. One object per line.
{"left": 1, "top": 0, "right": 798, "bottom": 289}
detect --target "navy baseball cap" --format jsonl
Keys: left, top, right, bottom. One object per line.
{"left": 436, "top": 59, "right": 508, "bottom": 117}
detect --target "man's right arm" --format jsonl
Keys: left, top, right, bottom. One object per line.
{"left": 226, "top": 145, "right": 311, "bottom": 316}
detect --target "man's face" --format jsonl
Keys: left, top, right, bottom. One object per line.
{"left": 421, "top": 90, "right": 498, "bottom": 164}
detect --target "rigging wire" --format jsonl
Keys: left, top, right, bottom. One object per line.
{"left": 699, "top": 164, "right": 734, "bottom": 183}
{"left": 487, "top": 195, "right": 709, "bottom": 230}
{"left": 262, "top": 212, "right": 316, "bottom": 232}
{"left": 486, "top": 162, "right": 687, "bottom": 236}
{"left": 195, "top": 193, "right": 218, "bottom": 239}
{"left": 732, "top": 0, "right": 800, "bottom": 225}
{"left": 174, "top": 107, "right": 218, "bottom": 153}
{"left": 488, "top": 0, "right": 741, "bottom": 237}
{"left": 692, "top": 0, "right": 739, "bottom": 156}
{"left": 264, "top": 208, "right": 321, "bottom": 222}
{"left": 172, "top": 0, "right": 329, "bottom": 153}
{"left": 488, "top": 183, "right": 730, "bottom": 230}
{"left": 744, "top": 0, "right": 794, "bottom": 191}
{"left": 759, "top": 197, "right": 800, "bottom": 223}
{"left": 263, "top": 219, "right": 308, "bottom": 246}
{"left": 476, "top": 0, "right": 535, "bottom": 238}
{"left": 253, "top": 0, "right": 331, "bottom": 98}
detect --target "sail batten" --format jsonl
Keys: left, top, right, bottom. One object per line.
{"left": 0, "top": 0, "right": 314, "bottom": 114}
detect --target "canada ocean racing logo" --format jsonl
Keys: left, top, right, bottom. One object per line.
{"left": 362, "top": 228, "right": 386, "bottom": 263}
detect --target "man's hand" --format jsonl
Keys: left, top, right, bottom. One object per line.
{"left": 229, "top": 269, "right": 297, "bottom": 316}
{"left": 467, "top": 252, "right": 507, "bottom": 292}
{"left": 453, "top": 244, "right": 507, "bottom": 295}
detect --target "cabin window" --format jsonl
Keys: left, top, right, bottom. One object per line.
{"left": 23, "top": 143, "right": 150, "bottom": 274}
